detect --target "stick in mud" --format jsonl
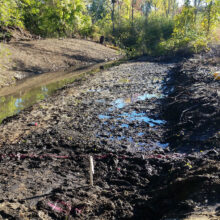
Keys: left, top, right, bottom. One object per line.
{"left": 89, "top": 155, "right": 94, "bottom": 186}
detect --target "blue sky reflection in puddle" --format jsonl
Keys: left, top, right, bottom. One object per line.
{"left": 97, "top": 91, "right": 168, "bottom": 149}
{"left": 119, "top": 111, "right": 165, "bottom": 127}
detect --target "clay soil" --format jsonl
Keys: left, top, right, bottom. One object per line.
{"left": 0, "top": 46, "right": 219, "bottom": 220}
{"left": 0, "top": 36, "right": 120, "bottom": 88}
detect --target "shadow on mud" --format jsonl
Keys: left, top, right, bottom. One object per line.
{"left": 162, "top": 61, "right": 220, "bottom": 153}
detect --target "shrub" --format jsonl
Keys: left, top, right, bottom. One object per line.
{"left": 142, "top": 16, "right": 174, "bottom": 55}
{"left": 0, "top": 0, "right": 23, "bottom": 27}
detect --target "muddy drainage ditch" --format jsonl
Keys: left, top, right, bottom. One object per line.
{"left": 0, "top": 51, "right": 219, "bottom": 219}
{"left": 0, "top": 60, "right": 124, "bottom": 124}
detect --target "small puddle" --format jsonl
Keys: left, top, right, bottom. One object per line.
{"left": 118, "top": 111, "right": 165, "bottom": 126}
{"left": 138, "top": 93, "right": 163, "bottom": 100}
{"left": 98, "top": 112, "right": 164, "bottom": 127}
{"left": 99, "top": 106, "right": 165, "bottom": 128}
{"left": 110, "top": 92, "right": 164, "bottom": 110}
{"left": 97, "top": 129, "right": 169, "bottom": 151}
{"left": 98, "top": 115, "right": 111, "bottom": 119}
{"left": 97, "top": 91, "right": 168, "bottom": 150}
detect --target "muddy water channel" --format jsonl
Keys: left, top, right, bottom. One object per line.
{"left": 0, "top": 62, "right": 116, "bottom": 124}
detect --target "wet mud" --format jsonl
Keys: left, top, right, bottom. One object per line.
{"left": 0, "top": 48, "right": 219, "bottom": 219}
{"left": 163, "top": 48, "right": 220, "bottom": 153}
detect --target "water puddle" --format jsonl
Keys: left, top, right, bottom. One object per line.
{"left": 97, "top": 91, "right": 167, "bottom": 150}
{"left": 98, "top": 115, "right": 111, "bottom": 120}
{"left": 0, "top": 61, "right": 118, "bottom": 124}
{"left": 156, "top": 142, "right": 169, "bottom": 148}
{"left": 98, "top": 111, "right": 165, "bottom": 127}
{"left": 97, "top": 129, "right": 169, "bottom": 151}
{"left": 112, "top": 98, "right": 126, "bottom": 109}
{"left": 106, "top": 92, "right": 164, "bottom": 113}
{"left": 0, "top": 79, "right": 72, "bottom": 123}
{"left": 118, "top": 111, "right": 165, "bottom": 126}
{"left": 138, "top": 93, "right": 163, "bottom": 100}
{"left": 121, "top": 124, "right": 129, "bottom": 128}
{"left": 96, "top": 72, "right": 171, "bottom": 150}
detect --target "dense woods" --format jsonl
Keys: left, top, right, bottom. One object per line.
{"left": 0, "top": 0, "right": 219, "bottom": 55}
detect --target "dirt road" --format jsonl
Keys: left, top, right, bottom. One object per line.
{"left": 0, "top": 48, "right": 219, "bottom": 219}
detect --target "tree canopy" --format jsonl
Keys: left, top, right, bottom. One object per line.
{"left": 0, "top": 0, "right": 219, "bottom": 55}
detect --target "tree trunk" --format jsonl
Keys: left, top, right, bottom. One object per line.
{"left": 112, "top": 2, "right": 115, "bottom": 34}
{"left": 132, "top": 0, "right": 134, "bottom": 25}
{"left": 207, "top": 0, "right": 213, "bottom": 34}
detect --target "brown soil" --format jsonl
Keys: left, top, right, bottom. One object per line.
{"left": 0, "top": 37, "right": 120, "bottom": 88}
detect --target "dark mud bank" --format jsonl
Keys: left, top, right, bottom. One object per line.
{"left": 163, "top": 50, "right": 220, "bottom": 153}
{"left": 0, "top": 51, "right": 219, "bottom": 219}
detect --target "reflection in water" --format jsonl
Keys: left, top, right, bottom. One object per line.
{"left": 113, "top": 98, "right": 126, "bottom": 109}
{"left": 0, "top": 76, "right": 78, "bottom": 123}
{"left": 138, "top": 93, "right": 163, "bottom": 100}
{"left": 97, "top": 130, "right": 169, "bottom": 150}
{"left": 0, "top": 59, "right": 111, "bottom": 124}
{"left": 121, "top": 124, "right": 129, "bottom": 128}
{"left": 110, "top": 92, "right": 164, "bottom": 111}
{"left": 97, "top": 92, "right": 168, "bottom": 150}
{"left": 15, "top": 98, "right": 23, "bottom": 108}
{"left": 98, "top": 115, "right": 111, "bottom": 119}
{"left": 156, "top": 142, "right": 169, "bottom": 148}
{"left": 119, "top": 111, "right": 165, "bottom": 126}
{"left": 98, "top": 111, "right": 165, "bottom": 127}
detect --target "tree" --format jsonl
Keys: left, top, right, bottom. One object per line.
{"left": 0, "top": 0, "right": 23, "bottom": 27}
{"left": 19, "top": 0, "right": 91, "bottom": 37}
{"left": 203, "top": 0, "right": 220, "bottom": 34}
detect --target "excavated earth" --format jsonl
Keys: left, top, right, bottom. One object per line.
{"left": 0, "top": 36, "right": 120, "bottom": 88}
{"left": 0, "top": 47, "right": 219, "bottom": 220}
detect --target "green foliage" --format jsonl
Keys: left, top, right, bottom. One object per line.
{"left": 173, "top": 6, "right": 196, "bottom": 37}
{"left": 88, "top": 0, "right": 111, "bottom": 22}
{"left": 0, "top": 0, "right": 219, "bottom": 57}
{"left": 0, "top": 0, "right": 93, "bottom": 38}
{"left": 97, "top": 0, "right": 219, "bottom": 56}
{"left": 142, "top": 16, "right": 174, "bottom": 55}
{"left": 0, "top": 0, "right": 23, "bottom": 27}
{"left": 108, "top": 16, "right": 174, "bottom": 56}
{"left": 114, "top": 20, "right": 142, "bottom": 50}
{"left": 201, "top": 0, "right": 220, "bottom": 34}
{"left": 21, "top": 0, "right": 92, "bottom": 37}
{"left": 158, "top": 1, "right": 220, "bottom": 55}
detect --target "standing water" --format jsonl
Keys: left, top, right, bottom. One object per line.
{"left": 0, "top": 61, "right": 118, "bottom": 124}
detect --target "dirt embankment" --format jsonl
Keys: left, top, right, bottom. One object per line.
{"left": 0, "top": 37, "right": 120, "bottom": 88}
{"left": 0, "top": 47, "right": 219, "bottom": 219}
{"left": 163, "top": 45, "right": 220, "bottom": 153}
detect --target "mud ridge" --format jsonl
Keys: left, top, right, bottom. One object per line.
{"left": 163, "top": 47, "right": 220, "bottom": 153}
